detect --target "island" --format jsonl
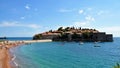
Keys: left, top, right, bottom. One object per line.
{"left": 0, "top": 37, "right": 6, "bottom": 39}
{"left": 33, "top": 27, "right": 113, "bottom": 42}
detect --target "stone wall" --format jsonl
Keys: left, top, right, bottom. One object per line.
{"left": 106, "top": 34, "right": 113, "bottom": 42}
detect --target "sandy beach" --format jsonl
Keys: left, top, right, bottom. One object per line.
{"left": 23, "top": 39, "right": 52, "bottom": 43}
{"left": 0, "top": 46, "right": 11, "bottom": 68}
{"left": 0, "top": 39, "right": 52, "bottom": 68}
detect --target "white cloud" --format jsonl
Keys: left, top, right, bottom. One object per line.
{"left": 98, "top": 26, "right": 120, "bottom": 37}
{"left": 0, "top": 21, "right": 18, "bottom": 26}
{"left": 78, "top": 8, "right": 92, "bottom": 15}
{"left": 85, "top": 15, "right": 95, "bottom": 22}
{"left": 73, "top": 22, "right": 87, "bottom": 27}
{"left": 97, "top": 10, "right": 109, "bottom": 16}
{"left": 27, "top": 24, "right": 40, "bottom": 29}
{"left": 0, "top": 21, "right": 40, "bottom": 29}
{"left": 87, "top": 8, "right": 92, "bottom": 11}
{"left": 72, "top": 15, "right": 95, "bottom": 27}
{"left": 20, "top": 16, "right": 25, "bottom": 19}
{"left": 78, "top": 10, "right": 84, "bottom": 14}
{"left": 59, "top": 9, "right": 74, "bottom": 12}
{"left": 25, "top": 4, "right": 30, "bottom": 10}
{"left": 97, "top": 11, "right": 104, "bottom": 15}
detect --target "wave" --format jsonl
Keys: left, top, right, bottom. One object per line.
{"left": 11, "top": 54, "right": 20, "bottom": 68}
{"left": 9, "top": 46, "right": 24, "bottom": 68}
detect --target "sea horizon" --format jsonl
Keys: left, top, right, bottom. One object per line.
{"left": 5, "top": 37, "right": 33, "bottom": 41}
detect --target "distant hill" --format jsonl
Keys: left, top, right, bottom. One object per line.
{"left": 33, "top": 27, "right": 113, "bottom": 42}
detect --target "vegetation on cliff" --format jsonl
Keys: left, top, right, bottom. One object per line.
{"left": 33, "top": 27, "right": 98, "bottom": 40}
{"left": 33, "top": 27, "right": 113, "bottom": 42}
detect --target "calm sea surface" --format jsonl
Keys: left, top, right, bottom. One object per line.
{"left": 6, "top": 37, "right": 32, "bottom": 41}
{"left": 10, "top": 37, "right": 120, "bottom": 68}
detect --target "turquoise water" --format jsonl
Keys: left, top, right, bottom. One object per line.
{"left": 6, "top": 37, "right": 32, "bottom": 41}
{"left": 11, "top": 38, "right": 120, "bottom": 68}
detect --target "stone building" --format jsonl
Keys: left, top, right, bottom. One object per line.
{"left": 106, "top": 34, "right": 113, "bottom": 42}
{"left": 92, "top": 32, "right": 113, "bottom": 42}
{"left": 39, "top": 33, "right": 60, "bottom": 39}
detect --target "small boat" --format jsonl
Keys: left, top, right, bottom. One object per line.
{"left": 79, "top": 41, "right": 84, "bottom": 45}
{"left": 94, "top": 45, "right": 101, "bottom": 47}
{"left": 94, "top": 41, "right": 98, "bottom": 44}
{"left": 94, "top": 41, "right": 101, "bottom": 44}
{"left": 94, "top": 41, "right": 101, "bottom": 47}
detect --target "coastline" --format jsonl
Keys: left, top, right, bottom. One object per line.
{"left": 23, "top": 39, "right": 52, "bottom": 43}
{"left": 0, "top": 47, "right": 11, "bottom": 68}
{"left": 0, "top": 39, "right": 52, "bottom": 68}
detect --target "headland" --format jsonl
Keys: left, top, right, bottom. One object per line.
{"left": 33, "top": 27, "right": 113, "bottom": 42}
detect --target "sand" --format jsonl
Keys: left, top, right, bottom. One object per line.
{"left": 0, "top": 47, "right": 11, "bottom": 68}
{"left": 0, "top": 39, "right": 52, "bottom": 68}
{"left": 23, "top": 39, "right": 52, "bottom": 43}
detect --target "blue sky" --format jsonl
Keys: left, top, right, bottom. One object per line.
{"left": 0, "top": 0, "right": 120, "bottom": 37}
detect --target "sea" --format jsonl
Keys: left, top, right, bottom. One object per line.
{"left": 6, "top": 37, "right": 33, "bottom": 41}
{"left": 9, "top": 37, "right": 120, "bottom": 68}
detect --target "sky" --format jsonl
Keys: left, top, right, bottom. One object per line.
{"left": 0, "top": 0, "right": 120, "bottom": 37}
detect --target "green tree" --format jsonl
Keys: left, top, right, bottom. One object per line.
{"left": 82, "top": 32, "right": 90, "bottom": 39}
{"left": 72, "top": 33, "right": 78, "bottom": 39}
{"left": 58, "top": 27, "right": 63, "bottom": 31}
{"left": 71, "top": 26, "right": 75, "bottom": 30}
{"left": 79, "top": 27, "right": 81, "bottom": 30}
{"left": 65, "top": 27, "right": 70, "bottom": 31}
{"left": 49, "top": 30, "right": 52, "bottom": 32}
{"left": 33, "top": 34, "right": 42, "bottom": 40}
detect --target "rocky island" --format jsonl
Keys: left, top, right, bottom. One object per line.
{"left": 33, "top": 27, "right": 113, "bottom": 42}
